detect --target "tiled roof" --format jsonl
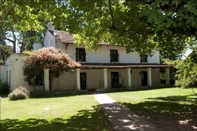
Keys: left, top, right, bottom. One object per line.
{"left": 54, "top": 30, "right": 75, "bottom": 43}
{"left": 53, "top": 30, "right": 110, "bottom": 45}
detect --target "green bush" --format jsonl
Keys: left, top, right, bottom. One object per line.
{"left": 8, "top": 86, "right": 29, "bottom": 101}
{"left": 0, "top": 80, "right": 10, "bottom": 94}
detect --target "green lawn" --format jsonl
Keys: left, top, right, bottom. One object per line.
{"left": 0, "top": 95, "right": 110, "bottom": 131}
{"left": 107, "top": 87, "right": 197, "bottom": 129}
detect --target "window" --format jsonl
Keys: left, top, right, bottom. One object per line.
{"left": 110, "top": 50, "right": 119, "bottom": 62}
{"left": 76, "top": 48, "right": 86, "bottom": 61}
{"left": 140, "top": 55, "right": 148, "bottom": 63}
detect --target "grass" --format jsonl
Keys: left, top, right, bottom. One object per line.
{"left": 0, "top": 94, "right": 110, "bottom": 131}
{"left": 107, "top": 87, "right": 197, "bottom": 130}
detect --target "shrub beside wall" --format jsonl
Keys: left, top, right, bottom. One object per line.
{"left": 8, "top": 86, "right": 29, "bottom": 101}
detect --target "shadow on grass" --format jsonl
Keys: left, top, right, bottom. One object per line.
{"left": 121, "top": 95, "right": 197, "bottom": 131}
{"left": 148, "top": 94, "right": 197, "bottom": 104}
{"left": 29, "top": 90, "right": 95, "bottom": 99}
{"left": 1, "top": 106, "right": 111, "bottom": 131}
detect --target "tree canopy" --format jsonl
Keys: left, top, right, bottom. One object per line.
{"left": 0, "top": 0, "right": 51, "bottom": 53}
{"left": 167, "top": 46, "right": 197, "bottom": 87}
{"left": 1, "top": 0, "right": 197, "bottom": 56}
{"left": 0, "top": 44, "right": 12, "bottom": 63}
{"left": 56, "top": 0, "right": 197, "bottom": 56}
{"left": 140, "top": 0, "right": 197, "bottom": 56}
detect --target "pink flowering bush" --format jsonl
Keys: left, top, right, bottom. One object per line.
{"left": 23, "top": 47, "right": 80, "bottom": 89}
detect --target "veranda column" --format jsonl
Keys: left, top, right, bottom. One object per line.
{"left": 127, "top": 68, "right": 131, "bottom": 89}
{"left": 76, "top": 68, "right": 81, "bottom": 91}
{"left": 103, "top": 68, "right": 108, "bottom": 89}
{"left": 147, "top": 68, "right": 152, "bottom": 87}
{"left": 165, "top": 67, "right": 170, "bottom": 85}
{"left": 44, "top": 69, "right": 50, "bottom": 91}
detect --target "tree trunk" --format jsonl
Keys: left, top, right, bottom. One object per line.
{"left": 12, "top": 31, "right": 17, "bottom": 53}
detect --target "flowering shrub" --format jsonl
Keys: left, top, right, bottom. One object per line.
{"left": 23, "top": 47, "right": 80, "bottom": 89}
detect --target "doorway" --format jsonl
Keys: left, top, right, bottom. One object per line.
{"left": 141, "top": 71, "right": 148, "bottom": 86}
{"left": 80, "top": 73, "right": 87, "bottom": 90}
{"left": 111, "top": 72, "right": 119, "bottom": 88}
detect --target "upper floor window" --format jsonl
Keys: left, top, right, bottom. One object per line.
{"left": 110, "top": 50, "right": 119, "bottom": 62}
{"left": 140, "top": 55, "right": 148, "bottom": 63}
{"left": 76, "top": 48, "right": 86, "bottom": 61}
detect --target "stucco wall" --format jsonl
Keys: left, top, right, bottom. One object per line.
{"left": 152, "top": 68, "right": 161, "bottom": 86}
{"left": 53, "top": 71, "right": 76, "bottom": 91}
{"left": 131, "top": 69, "right": 143, "bottom": 87}
{"left": 6, "top": 54, "right": 31, "bottom": 91}
{"left": 130, "top": 68, "right": 161, "bottom": 87}
{"left": 148, "top": 51, "right": 160, "bottom": 64}
{"left": 81, "top": 69, "right": 103, "bottom": 89}
{"left": 6, "top": 32, "right": 162, "bottom": 92}
{"left": 52, "top": 68, "right": 161, "bottom": 90}
{"left": 0, "top": 65, "right": 7, "bottom": 83}
{"left": 57, "top": 43, "right": 160, "bottom": 64}
{"left": 44, "top": 30, "right": 56, "bottom": 48}
{"left": 53, "top": 69, "right": 104, "bottom": 90}
{"left": 33, "top": 43, "right": 42, "bottom": 50}
{"left": 106, "top": 69, "right": 128, "bottom": 88}
{"left": 5, "top": 54, "right": 162, "bottom": 91}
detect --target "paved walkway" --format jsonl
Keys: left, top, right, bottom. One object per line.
{"left": 94, "top": 94, "right": 163, "bottom": 131}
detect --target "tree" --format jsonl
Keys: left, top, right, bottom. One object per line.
{"left": 59, "top": 0, "right": 196, "bottom": 56}
{"left": 1, "top": 0, "right": 197, "bottom": 55}
{"left": 23, "top": 47, "right": 80, "bottom": 90}
{"left": 140, "top": 0, "right": 197, "bottom": 37}
{"left": 170, "top": 46, "right": 197, "bottom": 88}
{"left": 0, "top": 44, "right": 12, "bottom": 63}
{"left": 0, "top": 0, "right": 55, "bottom": 53}
{"left": 0, "top": 0, "right": 15, "bottom": 26}
{"left": 64, "top": 0, "right": 156, "bottom": 55}
{"left": 139, "top": 0, "right": 197, "bottom": 56}
{"left": 18, "top": 31, "right": 44, "bottom": 53}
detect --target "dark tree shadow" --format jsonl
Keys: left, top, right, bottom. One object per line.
{"left": 100, "top": 103, "right": 162, "bottom": 131}
{"left": 121, "top": 94, "right": 197, "bottom": 131}
{"left": 148, "top": 94, "right": 197, "bottom": 104}
{"left": 1, "top": 106, "right": 111, "bottom": 131}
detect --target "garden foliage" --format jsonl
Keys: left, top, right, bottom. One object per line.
{"left": 0, "top": 45, "right": 12, "bottom": 63}
{"left": 169, "top": 47, "right": 197, "bottom": 87}
{"left": 8, "top": 86, "right": 29, "bottom": 100}
{"left": 23, "top": 47, "right": 80, "bottom": 89}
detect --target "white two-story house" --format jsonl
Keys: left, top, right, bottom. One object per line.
{"left": 1, "top": 23, "right": 172, "bottom": 91}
